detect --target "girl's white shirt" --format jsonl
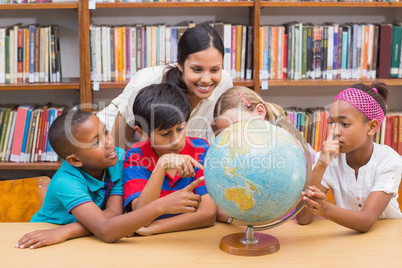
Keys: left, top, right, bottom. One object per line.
{"left": 97, "top": 65, "right": 233, "bottom": 144}
{"left": 316, "top": 142, "right": 402, "bottom": 219}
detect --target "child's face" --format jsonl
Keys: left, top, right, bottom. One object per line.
{"left": 149, "top": 122, "right": 188, "bottom": 158}
{"left": 214, "top": 106, "right": 262, "bottom": 135}
{"left": 179, "top": 47, "right": 223, "bottom": 102}
{"left": 71, "top": 115, "right": 118, "bottom": 176}
{"left": 329, "top": 100, "right": 372, "bottom": 154}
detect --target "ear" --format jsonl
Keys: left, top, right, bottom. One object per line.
{"left": 254, "top": 103, "right": 267, "bottom": 120}
{"left": 134, "top": 126, "right": 150, "bottom": 141}
{"left": 65, "top": 154, "right": 83, "bottom": 167}
{"left": 367, "top": 119, "right": 379, "bottom": 136}
{"left": 177, "top": 63, "right": 183, "bottom": 73}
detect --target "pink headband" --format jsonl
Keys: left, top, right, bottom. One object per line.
{"left": 333, "top": 88, "right": 385, "bottom": 129}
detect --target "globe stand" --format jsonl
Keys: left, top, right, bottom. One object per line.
{"left": 219, "top": 226, "right": 280, "bottom": 256}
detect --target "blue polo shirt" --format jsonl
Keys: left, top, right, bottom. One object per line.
{"left": 31, "top": 147, "right": 125, "bottom": 225}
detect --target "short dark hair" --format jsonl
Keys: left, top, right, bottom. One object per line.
{"left": 163, "top": 23, "right": 224, "bottom": 92}
{"left": 133, "top": 83, "right": 191, "bottom": 135}
{"left": 49, "top": 110, "right": 93, "bottom": 159}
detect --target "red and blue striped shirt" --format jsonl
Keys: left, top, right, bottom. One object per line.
{"left": 123, "top": 137, "right": 209, "bottom": 214}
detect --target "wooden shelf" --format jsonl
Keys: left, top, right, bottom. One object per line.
{"left": 0, "top": 2, "right": 78, "bottom": 10}
{"left": 262, "top": 79, "right": 402, "bottom": 87}
{"left": 95, "top": 2, "right": 254, "bottom": 8}
{"left": 260, "top": 1, "right": 402, "bottom": 7}
{"left": 93, "top": 79, "right": 254, "bottom": 90}
{"left": 0, "top": 162, "right": 61, "bottom": 170}
{"left": 0, "top": 78, "right": 80, "bottom": 90}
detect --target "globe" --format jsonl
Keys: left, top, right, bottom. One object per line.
{"left": 204, "top": 119, "right": 311, "bottom": 256}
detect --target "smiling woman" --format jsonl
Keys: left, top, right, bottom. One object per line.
{"left": 97, "top": 24, "right": 233, "bottom": 150}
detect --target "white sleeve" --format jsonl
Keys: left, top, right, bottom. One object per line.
{"left": 371, "top": 157, "right": 402, "bottom": 195}
{"left": 97, "top": 66, "right": 165, "bottom": 130}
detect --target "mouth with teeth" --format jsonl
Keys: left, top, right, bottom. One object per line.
{"left": 106, "top": 148, "right": 116, "bottom": 158}
{"left": 197, "top": 84, "right": 214, "bottom": 93}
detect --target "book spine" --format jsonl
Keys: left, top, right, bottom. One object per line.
{"left": 24, "top": 28, "right": 30, "bottom": 83}
{"left": 231, "top": 25, "right": 237, "bottom": 79}
{"left": 10, "top": 106, "right": 28, "bottom": 162}
{"left": 130, "top": 26, "right": 136, "bottom": 78}
{"left": 235, "top": 25, "right": 242, "bottom": 80}
{"left": 110, "top": 27, "right": 115, "bottom": 82}
{"left": 34, "top": 27, "right": 40, "bottom": 82}
{"left": 390, "top": 25, "right": 402, "bottom": 78}
{"left": 0, "top": 28, "right": 5, "bottom": 83}
{"left": 136, "top": 25, "right": 142, "bottom": 72}
{"left": 246, "top": 26, "right": 253, "bottom": 80}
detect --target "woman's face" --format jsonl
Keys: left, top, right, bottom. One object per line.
{"left": 179, "top": 47, "right": 223, "bottom": 101}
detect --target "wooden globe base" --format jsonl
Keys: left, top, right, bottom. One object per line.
{"left": 219, "top": 232, "right": 280, "bottom": 256}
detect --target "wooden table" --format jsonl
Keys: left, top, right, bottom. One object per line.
{"left": 1, "top": 219, "right": 402, "bottom": 267}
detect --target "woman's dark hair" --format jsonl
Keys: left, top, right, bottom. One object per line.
{"left": 133, "top": 83, "right": 191, "bottom": 135}
{"left": 163, "top": 23, "right": 224, "bottom": 94}
{"left": 351, "top": 82, "right": 389, "bottom": 115}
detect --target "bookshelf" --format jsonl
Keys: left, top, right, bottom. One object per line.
{"left": 0, "top": 2, "right": 81, "bottom": 174}
{"left": 87, "top": 1, "right": 259, "bottom": 105}
{"left": 1, "top": 0, "right": 402, "bottom": 176}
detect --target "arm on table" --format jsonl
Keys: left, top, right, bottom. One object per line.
{"left": 16, "top": 195, "right": 125, "bottom": 249}
{"left": 303, "top": 188, "right": 393, "bottom": 232}
{"left": 135, "top": 193, "right": 217, "bottom": 236}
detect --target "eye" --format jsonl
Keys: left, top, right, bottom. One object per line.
{"left": 92, "top": 140, "right": 100, "bottom": 147}
{"left": 192, "top": 68, "right": 201, "bottom": 72}
{"left": 104, "top": 129, "right": 109, "bottom": 135}
{"left": 177, "top": 127, "right": 185, "bottom": 132}
{"left": 160, "top": 132, "right": 170, "bottom": 137}
{"left": 342, "top": 122, "right": 350, "bottom": 127}
{"left": 211, "top": 68, "right": 220, "bottom": 73}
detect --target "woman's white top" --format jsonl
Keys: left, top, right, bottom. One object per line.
{"left": 317, "top": 143, "right": 402, "bottom": 219}
{"left": 97, "top": 65, "right": 233, "bottom": 144}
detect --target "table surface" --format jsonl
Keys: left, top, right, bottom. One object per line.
{"left": 1, "top": 219, "right": 402, "bottom": 267}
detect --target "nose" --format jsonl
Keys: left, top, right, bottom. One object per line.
{"left": 333, "top": 123, "right": 341, "bottom": 138}
{"left": 170, "top": 132, "right": 180, "bottom": 146}
{"left": 105, "top": 133, "right": 113, "bottom": 148}
{"left": 200, "top": 71, "right": 211, "bottom": 83}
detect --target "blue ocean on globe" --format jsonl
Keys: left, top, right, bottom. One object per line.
{"left": 204, "top": 120, "right": 306, "bottom": 224}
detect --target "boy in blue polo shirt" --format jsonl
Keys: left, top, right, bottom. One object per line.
{"left": 16, "top": 110, "right": 203, "bottom": 249}
{"left": 124, "top": 83, "right": 217, "bottom": 236}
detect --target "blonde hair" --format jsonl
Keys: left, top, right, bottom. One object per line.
{"left": 214, "top": 86, "right": 285, "bottom": 121}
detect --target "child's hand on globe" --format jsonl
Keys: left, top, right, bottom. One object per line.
{"left": 302, "top": 186, "right": 328, "bottom": 216}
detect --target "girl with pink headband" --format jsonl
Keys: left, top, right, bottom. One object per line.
{"left": 297, "top": 82, "right": 402, "bottom": 232}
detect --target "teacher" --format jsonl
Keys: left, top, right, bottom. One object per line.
{"left": 97, "top": 23, "right": 233, "bottom": 149}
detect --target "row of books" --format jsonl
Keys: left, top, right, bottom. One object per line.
{"left": 0, "top": 104, "right": 64, "bottom": 163}
{"left": 259, "top": 22, "right": 402, "bottom": 81}
{"left": 286, "top": 108, "right": 402, "bottom": 155}
{"left": 90, "top": 22, "right": 254, "bottom": 82}
{"left": 0, "top": 24, "right": 62, "bottom": 84}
